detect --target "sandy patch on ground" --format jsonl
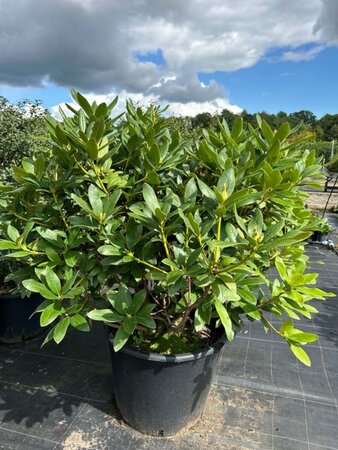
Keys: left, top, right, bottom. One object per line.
{"left": 305, "top": 191, "right": 338, "bottom": 211}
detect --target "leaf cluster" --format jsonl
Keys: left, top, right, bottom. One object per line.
{"left": 0, "top": 92, "right": 333, "bottom": 364}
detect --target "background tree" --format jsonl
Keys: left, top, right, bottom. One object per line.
{"left": 0, "top": 97, "right": 50, "bottom": 170}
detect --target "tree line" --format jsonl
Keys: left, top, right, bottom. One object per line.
{"left": 181, "top": 109, "right": 338, "bottom": 142}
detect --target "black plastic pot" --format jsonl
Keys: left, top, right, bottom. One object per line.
{"left": 0, "top": 293, "right": 44, "bottom": 344}
{"left": 312, "top": 231, "right": 329, "bottom": 243}
{"left": 109, "top": 335, "right": 226, "bottom": 436}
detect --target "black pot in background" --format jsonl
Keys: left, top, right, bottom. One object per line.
{"left": 0, "top": 293, "right": 44, "bottom": 344}
{"left": 109, "top": 336, "right": 226, "bottom": 436}
{"left": 312, "top": 231, "right": 329, "bottom": 243}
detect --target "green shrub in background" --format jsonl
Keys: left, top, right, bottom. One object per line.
{"left": 0, "top": 90, "right": 333, "bottom": 366}
{"left": 0, "top": 97, "right": 50, "bottom": 171}
{"left": 305, "top": 140, "right": 334, "bottom": 166}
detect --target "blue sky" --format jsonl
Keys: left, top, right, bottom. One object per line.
{"left": 198, "top": 46, "right": 338, "bottom": 118}
{"left": 0, "top": 1, "right": 337, "bottom": 118}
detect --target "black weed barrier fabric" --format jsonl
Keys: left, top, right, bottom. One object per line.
{"left": 0, "top": 244, "right": 337, "bottom": 449}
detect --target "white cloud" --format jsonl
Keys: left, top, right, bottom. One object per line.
{"left": 0, "top": 0, "right": 336, "bottom": 113}
{"left": 281, "top": 45, "right": 325, "bottom": 62}
{"left": 314, "top": 0, "right": 338, "bottom": 43}
{"left": 50, "top": 90, "right": 242, "bottom": 120}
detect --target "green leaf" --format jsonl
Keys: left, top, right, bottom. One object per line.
{"left": 136, "top": 315, "right": 156, "bottom": 329}
{"left": 54, "top": 317, "right": 70, "bottom": 344}
{"left": 155, "top": 207, "right": 167, "bottom": 223}
{"left": 166, "top": 270, "right": 184, "bottom": 285}
{"left": 290, "top": 332, "right": 318, "bottom": 344}
{"left": 125, "top": 218, "right": 141, "bottom": 249}
{"left": 65, "top": 251, "right": 78, "bottom": 267}
{"left": 64, "top": 286, "right": 85, "bottom": 298}
{"left": 237, "top": 288, "right": 257, "bottom": 305}
{"left": 0, "top": 240, "right": 20, "bottom": 250}
{"left": 40, "top": 304, "right": 62, "bottom": 327}
{"left": 147, "top": 171, "right": 160, "bottom": 185}
{"left": 87, "top": 309, "right": 124, "bottom": 322}
{"left": 273, "top": 122, "right": 290, "bottom": 144}
{"left": 7, "top": 225, "right": 19, "bottom": 242}
{"left": 75, "top": 91, "right": 93, "bottom": 117}
{"left": 45, "top": 267, "right": 61, "bottom": 295}
{"left": 129, "top": 289, "right": 147, "bottom": 314}
{"left": 108, "top": 95, "right": 118, "bottom": 110}
{"left": 22, "top": 279, "right": 58, "bottom": 300}
{"left": 217, "top": 166, "right": 236, "bottom": 200}
{"left": 97, "top": 245, "right": 123, "bottom": 256}
{"left": 86, "top": 138, "right": 99, "bottom": 159}
{"left": 122, "top": 317, "right": 137, "bottom": 334}
{"left": 197, "top": 178, "right": 217, "bottom": 204}
{"left": 103, "top": 190, "right": 121, "bottom": 215}
{"left": 194, "top": 303, "right": 211, "bottom": 332}
{"left": 261, "top": 120, "right": 274, "bottom": 144}
{"left": 78, "top": 109, "right": 86, "bottom": 132}
{"left": 113, "top": 326, "right": 130, "bottom": 351}
{"left": 289, "top": 343, "right": 311, "bottom": 366}
{"left": 88, "top": 184, "right": 103, "bottom": 215}
{"left": 264, "top": 221, "right": 285, "bottom": 241}
{"left": 143, "top": 183, "right": 160, "bottom": 214}
{"left": 45, "top": 247, "right": 61, "bottom": 264}
{"left": 275, "top": 257, "right": 287, "bottom": 279}
{"left": 95, "top": 102, "right": 108, "bottom": 117}
{"left": 71, "top": 194, "right": 96, "bottom": 217}
{"left": 70, "top": 314, "right": 90, "bottom": 332}
{"left": 215, "top": 298, "right": 234, "bottom": 340}
{"left": 118, "top": 284, "right": 133, "bottom": 308}
{"left": 231, "top": 117, "right": 243, "bottom": 140}
{"left": 184, "top": 178, "right": 198, "bottom": 203}
{"left": 107, "top": 285, "right": 132, "bottom": 314}
{"left": 280, "top": 321, "right": 294, "bottom": 334}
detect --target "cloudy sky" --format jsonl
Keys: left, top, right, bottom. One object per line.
{"left": 0, "top": 0, "right": 337, "bottom": 117}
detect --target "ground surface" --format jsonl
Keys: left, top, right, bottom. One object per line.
{"left": 306, "top": 191, "right": 338, "bottom": 211}
{"left": 0, "top": 245, "right": 338, "bottom": 450}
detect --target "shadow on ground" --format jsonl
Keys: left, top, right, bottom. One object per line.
{"left": 0, "top": 245, "right": 338, "bottom": 449}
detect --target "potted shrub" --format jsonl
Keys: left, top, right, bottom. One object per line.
{"left": 0, "top": 91, "right": 333, "bottom": 435}
{"left": 311, "top": 217, "right": 333, "bottom": 243}
{"left": 0, "top": 257, "right": 44, "bottom": 343}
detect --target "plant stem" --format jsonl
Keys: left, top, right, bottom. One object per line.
{"left": 131, "top": 254, "right": 168, "bottom": 274}
{"left": 51, "top": 188, "right": 71, "bottom": 232}
{"left": 92, "top": 163, "right": 109, "bottom": 194}
{"left": 160, "top": 225, "right": 171, "bottom": 260}
{"left": 214, "top": 216, "right": 222, "bottom": 264}
{"left": 263, "top": 316, "right": 282, "bottom": 336}
{"left": 175, "top": 286, "right": 210, "bottom": 334}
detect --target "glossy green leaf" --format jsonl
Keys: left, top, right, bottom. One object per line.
{"left": 54, "top": 317, "right": 70, "bottom": 344}
{"left": 45, "top": 267, "right": 61, "bottom": 295}
{"left": 87, "top": 309, "right": 124, "bottom": 322}
{"left": 122, "top": 317, "right": 137, "bottom": 334}
{"left": 40, "top": 304, "right": 62, "bottom": 327}
{"left": 70, "top": 314, "right": 90, "bottom": 332}
{"left": 129, "top": 289, "right": 147, "bottom": 314}
{"left": 215, "top": 298, "right": 234, "bottom": 340}
{"left": 289, "top": 343, "right": 311, "bottom": 366}
{"left": 22, "top": 279, "right": 58, "bottom": 300}
{"left": 88, "top": 184, "right": 103, "bottom": 215}
{"left": 113, "top": 326, "right": 130, "bottom": 351}
{"left": 98, "top": 245, "right": 123, "bottom": 256}
{"left": 143, "top": 183, "right": 160, "bottom": 214}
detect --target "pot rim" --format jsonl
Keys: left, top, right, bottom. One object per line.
{"left": 109, "top": 334, "right": 227, "bottom": 362}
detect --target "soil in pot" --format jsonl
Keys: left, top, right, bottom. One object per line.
{"left": 108, "top": 335, "right": 226, "bottom": 436}
{"left": 0, "top": 293, "right": 44, "bottom": 344}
